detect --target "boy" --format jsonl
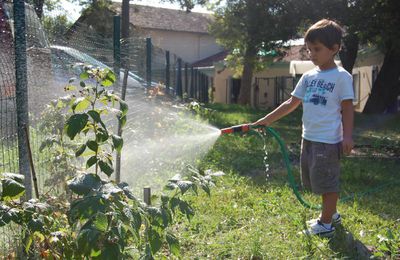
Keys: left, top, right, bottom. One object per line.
{"left": 253, "top": 19, "right": 354, "bottom": 237}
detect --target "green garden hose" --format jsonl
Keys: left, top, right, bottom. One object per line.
{"left": 220, "top": 124, "right": 399, "bottom": 210}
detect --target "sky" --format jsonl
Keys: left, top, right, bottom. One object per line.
{"left": 53, "top": 0, "right": 213, "bottom": 22}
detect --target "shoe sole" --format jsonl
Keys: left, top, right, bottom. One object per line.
{"left": 302, "top": 229, "right": 335, "bottom": 238}
{"left": 306, "top": 218, "right": 341, "bottom": 226}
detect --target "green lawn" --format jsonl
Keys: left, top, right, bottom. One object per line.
{"left": 172, "top": 104, "right": 400, "bottom": 258}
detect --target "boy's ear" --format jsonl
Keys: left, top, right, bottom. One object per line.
{"left": 332, "top": 43, "right": 340, "bottom": 54}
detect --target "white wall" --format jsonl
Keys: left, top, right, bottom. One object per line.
{"left": 145, "top": 29, "right": 223, "bottom": 63}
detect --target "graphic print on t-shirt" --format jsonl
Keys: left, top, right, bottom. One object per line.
{"left": 303, "top": 78, "right": 335, "bottom": 106}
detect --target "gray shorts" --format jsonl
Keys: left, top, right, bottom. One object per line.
{"left": 300, "top": 139, "right": 342, "bottom": 195}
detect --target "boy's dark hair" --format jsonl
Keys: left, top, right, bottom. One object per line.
{"left": 304, "top": 19, "right": 343, "bottom": 49}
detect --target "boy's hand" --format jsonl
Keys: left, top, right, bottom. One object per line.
{"left": 252, "top": 116, "right": 271, "bottom": 126}
{"left": 342, "top": 137, "right": 353, "bottom": 155}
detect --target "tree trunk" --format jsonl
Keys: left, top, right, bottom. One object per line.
{"left": 339, "top": 33, "right": 359, "bottom": 74}
{"left": 363, "top": 47, "right": 400, "bottom": 114}
{"left": 238, "top": 47, "right": 256, "bottom": 105}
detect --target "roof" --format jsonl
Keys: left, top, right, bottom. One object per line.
{"left": 277, "top": 45, "right": 309, "bottom": 62}
{"left": 191, "top": 42, "right": 309, "bottom": 68}
{"left": 191, "top": 50, "right": 229, "bottom": 67}
{"left": 111, "top": 3, "right": 214, "bottom": 34}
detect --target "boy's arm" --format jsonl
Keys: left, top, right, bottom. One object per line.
{"left": 253, "top": 96, "right": 301, "bottom": 126}
{"left": 341, "top": 99, "right": 354, "bottom": 155}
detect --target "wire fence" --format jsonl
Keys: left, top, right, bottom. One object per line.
{"left": 0, "top": 1, "right": 213, "bottom": 256}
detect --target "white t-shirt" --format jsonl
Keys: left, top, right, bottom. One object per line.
{"left": 291, "top": 66, "right": 354, "bottom": 144}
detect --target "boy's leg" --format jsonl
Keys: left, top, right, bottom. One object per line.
{"left": 321, "top": 192, "right": 338, "bottom": 224}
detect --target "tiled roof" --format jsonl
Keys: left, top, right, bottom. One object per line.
{"left": 191, "top": 50, "right": 229, "bottom": 67}
{"left": 111, "top": 3, "right": 213, "bottom": 34}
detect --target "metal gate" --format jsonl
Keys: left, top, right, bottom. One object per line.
{"left": 254, "top": 76, "right": 298, "bottom": 108}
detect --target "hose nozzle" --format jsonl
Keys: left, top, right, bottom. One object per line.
{"left": 220, "top": 124, "right": 251, "bottom": 135}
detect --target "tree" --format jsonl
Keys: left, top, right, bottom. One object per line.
{"left": 210, "top": 0, "right": 299, "bottom": 105}
{"left": 356, "top": 0, "right": 400, "bottom": 113}
{"left": 292, "top": 0, "right": 400, "bottom": 113}
{"left": 295, "top": 0, "right": 360, "bottom": 74}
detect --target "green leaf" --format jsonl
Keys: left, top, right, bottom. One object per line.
{"left": 100, "top": 69, "right": 116, "bottom": 87}
{"left": 93, "top": 212, "right": 108, "bottom": 232}
{"left": 1, "top": 173, "right": 25, "bottom": 200}
{"left": 86, "top": 140, "right": 99, "bottom": 152}
{"left": 99, "top": 160, "right": 113, "bottom": 177}
{"left": 177, "top": 180, "right": 193, "bottom": 195}
{"left": 25, "top": 235, "right": 33, "bottom": 253}
{"left": 27, "top": 218, "right": 45, "bottom": 232}
{"left": 101, "top": 79, "right": 113, "bottom": 87}
{"left": 80, "top": 81, "right": 86, "bottom": 88}
{"left": 179, "top": 200, "right": 194, "bottom": 220}
{"left": 99, "top": 243, "right": 121, "bottom": 259}
{"left": 67, "top": 173, "right": 102, "bottom": 195}
{"left": 75, "top": 144, "right": 87, "bottom": 157}
{"left": 166, "top": 232, "right": 180, "bottom": 256}
{"left": 161, "top": 208, "right": 172, "bottom": 228}
{"left": 64, "top": 113, "right": 89, "bottom": 140}
{"left": 86, "top": 156, "right": 98, "bottom": 169}
{"left": 80, "top": 71, "right": 89, "bottom": 80}
{"left": 72, "top": 97, "right": 91, "bottom": 112}
{"left": 96, "top": 129, "right": 109, "bottom": 143}
{"left": 119, "top": 100, "right": 128, "bottom": 117}
{"left": 87, "top": 110, "right": 106, "bottom": 130}
{"left": 200, "top": 183, "right": 211, "bottom": 196}
{"left": 118, "top": 115, "right": 127, "bottom": 128}
{"left": 2, "top": 173, "right": 24, "bottom": 183}
{"left": 77, "top": 228, "right": 101, "bottom": 255}
{"left": 148, "top": 228, "right": 162, "bottom": 254}
{"left": 69, "top": 195, "right": 106, "bottom": 222}
{"left": 112, "top": 135, "right": 123, "bottom": 153}
{"left": 0, "top": 205, "right": 13, "bottom": 226}
{"left": 64, "top": 85, "right": 76, "bottom": 91}
{"left": 146, "top": 207, "right": 163, "bottom": 226}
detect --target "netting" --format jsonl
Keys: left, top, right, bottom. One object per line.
{"left": 1, "top": 2, "right": 213, "bottom": 255}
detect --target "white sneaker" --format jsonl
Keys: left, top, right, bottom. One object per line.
{"left": 306, "top": 212, "right": 341, "bottom": 226}
{"left": 303, "top": 220, "right": 335, "bottom": 238}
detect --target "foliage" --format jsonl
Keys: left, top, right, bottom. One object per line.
{"left": 0, "top": 67, "right": 222, "bottom": 258}
{"left": 209, "top": 0, "right": 299, "bottom": 104}
{"left": 42, "top": 14, "right": 73, "bottom": 43}
{"left": 38, "top": 97, "right": 79, "bottom": 194}
{"left": 374, "top": 226, "right": 400, "bottom": 258}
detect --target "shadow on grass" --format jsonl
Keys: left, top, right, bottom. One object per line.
{"left": 328, "top": 225, "right": 372, "bottom": 258}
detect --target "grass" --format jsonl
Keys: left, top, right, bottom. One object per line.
{"left": 170, "top": 104, "right": 400, "bottom": 258}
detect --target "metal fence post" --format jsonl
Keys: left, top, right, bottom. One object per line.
{"left": 176, "top": 58, "right": 182, "bottom": 98}
{"left": 146, "top": 38, "right": 152, "bottom": 88}
{"left": 14, "top": 0, "right": 32, "bottom": 200}
{"left": 165, "top": 50, "right": 170, "bottom": 94}
{"left": 144, "top": 187, "right": 151, "bottom": 205}
{"left": 184, "top": 63, "right": 188, "bottom": 96}
{"left": 194, "top": 69, "right": 198, "bottom": 100}
{"left": 113, "top": 16, "right": 121, "bottom": 82}
{"left": 190, "top": 66, "right": 194, "bottom": 98}
{"left": 205, "top": 75, "right": 209, "bottom": 103}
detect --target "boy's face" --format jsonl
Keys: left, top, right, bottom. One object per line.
{"left": 306, "top": 41, "right": 339, "bottom": 69}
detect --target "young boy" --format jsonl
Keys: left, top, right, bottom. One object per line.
{"left": 253, "top": 19, "right": 354, "bottom": 237}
